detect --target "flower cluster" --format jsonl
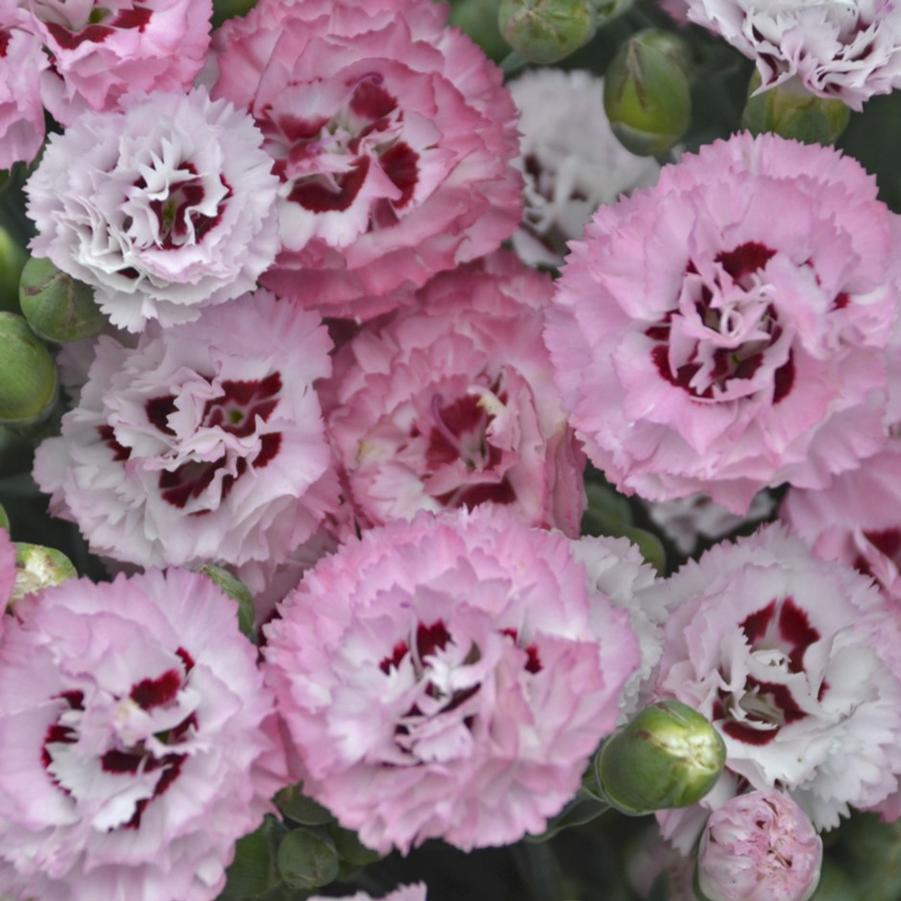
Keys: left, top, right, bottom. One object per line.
{"left": 1, "top": 0, "right": 901, "bottom": 898}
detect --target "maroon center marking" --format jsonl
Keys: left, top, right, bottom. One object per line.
{"left": 0, "top": 29, "right": 10, "bottom": 57}
{"left": 130, "top": 669, "right": 181, "bottom": 710}
{"left": 44, "top": 6, "right": 152, "bottom": 50}
{"left": 380, "top": 142, "right": 419, "bottom": 209}
{"left": 865, "top": 528, "right": 901, "bottom": 566}
{"left": 716, "top": 242, "right": 776, "bottom": 282}
{"left": 97, "top": 425, "right": 131, "bottom": 462}
{"left": 288, "top": 157, "right": 371, "bottom": 213}
{"left": 350, "top": 78, "right": 398, "bottom": 120}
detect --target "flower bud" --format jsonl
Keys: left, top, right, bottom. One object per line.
{"left": 19, "top": 257, "right": 106, "bottom": 343}
{"left": 0, "top": 313, "right": 57, "bottom": 425}
{"left": 603, "top": 29, "right": 692, "bottom": 156}
{"left": 451, "top": 0, "right": 508, "bottom": 61}
{"left": 11, "top": 543, "right": 77, "bottom": 604}
{"left": 741, "top": 72, "right": 850, "bottom": 146}
{"left": 698, "top": 790, "right": 822, "bottom": 901}
{"left": 592, "top": 0, "right": 635, "bottom": 27}
{"left": 498, "top": 0, "right": 597, "bottom": 65}
{"left": 596, "top": 700, "right": 725, "bottom": 815}
{"left": 0, "top": 228, "right": 26, "bottom": 313}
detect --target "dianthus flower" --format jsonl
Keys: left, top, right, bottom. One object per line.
{"left": 212, "top": 0, "right": 521, "bottom": 319}
{"left": 649, "top": 524, "right": 901, "bottom": 848}
{"left": 686, "top": 0, "right": 901, "bottom": 110}
{"left": 0, "top": 568, "right": 286, "bottom": 901}
{"left": 698, "top": 790, "right": 822, "bottom": 901}
{"left": 34, "top": 292, "right": 338, "bottom": 569}
{"left": 264, "top": 507, "right": 640, "bottom": 853}
{"left": 327, "top": 252, "right": 585, "bottom": 536}
{"left": 26, "top": 88, "right": 279, "bottom": 331}
{"left": 545, "top": 133, "right": 899, "bottom": 515}
{"left": 781, "top": 436, "right": 901, "bottom": 604}
{"left": 0, "top": 2, "right": 47, "bottom": 168}
{"left": 508, "top": 69, "right": 659, "bottom": 268}
{"left": 22, "top": 0, "right": 211, "bottom": 125}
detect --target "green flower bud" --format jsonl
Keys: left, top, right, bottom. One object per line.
{"left": 0, "top": 228, "right": 26, "bottom": 313}
{"left": 596, "top": 700, "right": 725, "bottom": 815}
{"left": 12, "top": 543, "right": 77, "bottom": 604}
{"left": 451, "top": 0, "right": 508, "bottom": 61}
{"left": 498, "top": 0, "right": 596, "bottom": 65}
{"left": 591, "top": 0, "right": 634, "bottom": 27}
{"left": 741, "top": 72, "right": 850, "bottom": 146}
{"left": 276, "top": 827, "right": 340, "bottom": 891}
{"left": 19, "top": 257, "right": 105, "bottom": 343}
{"left": 604, "top": 29, "right": 692, "bottom": 157}
{"left": 0, "top": 312, "right": 58, "bottom": 425}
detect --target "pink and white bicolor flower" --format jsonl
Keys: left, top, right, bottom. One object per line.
{"left": 212, "top": 0, "right": 522, "bottom": 319}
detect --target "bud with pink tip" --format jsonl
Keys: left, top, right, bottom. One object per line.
{"left": 698, "top": 790, "right": 822, "bottom": 901}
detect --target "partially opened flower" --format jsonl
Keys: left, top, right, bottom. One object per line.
{"left": 545, "top": 133, "right": 900, "bottom": 515}
{"left": 22, "top": 0, "right": 212, "bottom": 125}
{"left": 327, "top": 251, "right": 585, "bottom": 536}
{"left": 0, "top": 3, "right": 48, "bottom": 169}
{"left": 26, "top": 88, "right": 279, "bottom": 331}
{"left": 781, "top": 437, "right": 901, "bottom": 605}
{"left": 685, "top": 0, "right": 901, "bottom": 110}
{"left": 0, "top": 568, "right": 286, "bottom": 901}
{"left": 698, "top": 790, "right": 823, "bottom": 901}
{"left": 649, "top": 524, "right": 901, "bottom": 848}
{"left": 264, "top": 506, "right": 640, "bottom": 853}
{"left": 34, "top": 291, "right": 339, "bottom": 570}
{"left": 509, "top": 69, "right": 659, "bottom": 268}
{"left": 212, "top": 0, "right": 521, "bottom": 319}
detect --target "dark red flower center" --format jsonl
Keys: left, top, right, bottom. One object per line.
{"left": 646, "top": 242, "right": 797, "bottom": 403}
{"left": 42, "top": 3, "right": 152, "bottom": 51}
{"left": 41, "top": 647, "right": 196, "bottom": 830}
{"left": 259, "top": 73, "right": 419, "bottom": 228}
{"left": 416, "top": 382, "right": 516, "bottom": 511}
{"left": 0, "top": 29, "right": 10, "bottom": 57}
{"left": 379, "top": 620, "right": 542, "bottom": 752}
{"left": 713, "top": 597, "right": 823, "bottom": 746}
{"left": 97, "top": 373, "right": 283, "bottom": 514}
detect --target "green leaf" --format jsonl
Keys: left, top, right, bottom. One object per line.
{"left": 582, "top": 482, "right": 634, "bottom": 535}
{"left": 831, "top": 814, "right": 901, "bottom": 901}
{"left": 0, "top": 501, "right": 8, "bottom": 531}
{"left": 275, "top": 784, "right": 335, "bottom": 826}
{"left": 219, "top": 820, "right": 282, "bottom": 900}
{"left": 276, "top": 827, "right": 340, "bottom": 891}
{"left": 328, "top": 823, "right": 381, "bottom": 868}
{"left": 200, "top": 564, "right": 257, "bottom": 642}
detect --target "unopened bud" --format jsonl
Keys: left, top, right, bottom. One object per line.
{"left": 741, "top": 72, "right": 850, "bottom": 146}
{"left": 604, "top": 29, "right": 692, "bottom": 156}
{"left": 596, "top": 700, "right": 725, "bottom": 815}
{"left": 19, "top": 257, "right": 105, "bottom": 343}
{"left": 698, "top": 790, "right": 822, "bottom": 901}
{"left": 0, "top": 228, "right": 26, "bottom": 313}
{"left": 451, "top": 0, "right": 508, "bottom": 61}
{"left": 0, "top": 312, "right": 57, "bottom": 425}
{"left": 498, "top": 0, "right": 596, "bottom": 65}
{"left": 592, "top": 0, "right": 635, "bottom": 27}
{"left": 11, "top": 543, "right": 77, "bottom": 604}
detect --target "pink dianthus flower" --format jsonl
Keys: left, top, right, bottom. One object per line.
{"left": 212, "top": 0, "right": 522, "bottom": 319}
{"left": 264, "top": 507, "right": 640, "bottom": 854}
{"left": 327, "top": 251, "right": 585, "bottom": 536}
{"left": 545, "top": 133, "right": 900, "bottom": 515}
{"left": 33, "top": 291, "right": 339, "bottom": 570}
{"left": 0, "top": 568, "right": 286, "bottom": 901}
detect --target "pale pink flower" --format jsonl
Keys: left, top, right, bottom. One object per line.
{"left": 781, "top": 437, "right": 901, "bottom": 605}
{"left": 509, "top": 69, "right": 659, "bottom": 268}
{"left": 327, "top": 252, "right": 585, "bottom": 536}
{"left": 545, "top": 133, "right": 900, "bottom": 515}
{"left": 26, "top": 88, "right": 280, "bottom": 332}
{"left": 648, "top": 492, "right": 775, "bottom": 556}
{"left": 264, "top": 506, "right": 640, "bottom": 854}
{"left": 649, "top": 524, "right": 901, "bottom": 851}
{"left": 24, "top": 0, "right": 211, "bottom": 125}
{"left": 0, "top": 568, "right": 286, "bottom": 901}
{"left": 34, "top": 291, "right": 339, "bottom": 570}
{"left": 686, "top": 0, "right": 901, "bottom": 110}
{"left": 212, "top": 0, "right": 522, "bottom": 319}
{"left": 311, "top": 886, "right": 427, "bottom": 901}
{"left": 698, "top": 790, "right": 823, "bottom": 901}
{"left": 0, "top": 4, "right": 47, "bottom": 168}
